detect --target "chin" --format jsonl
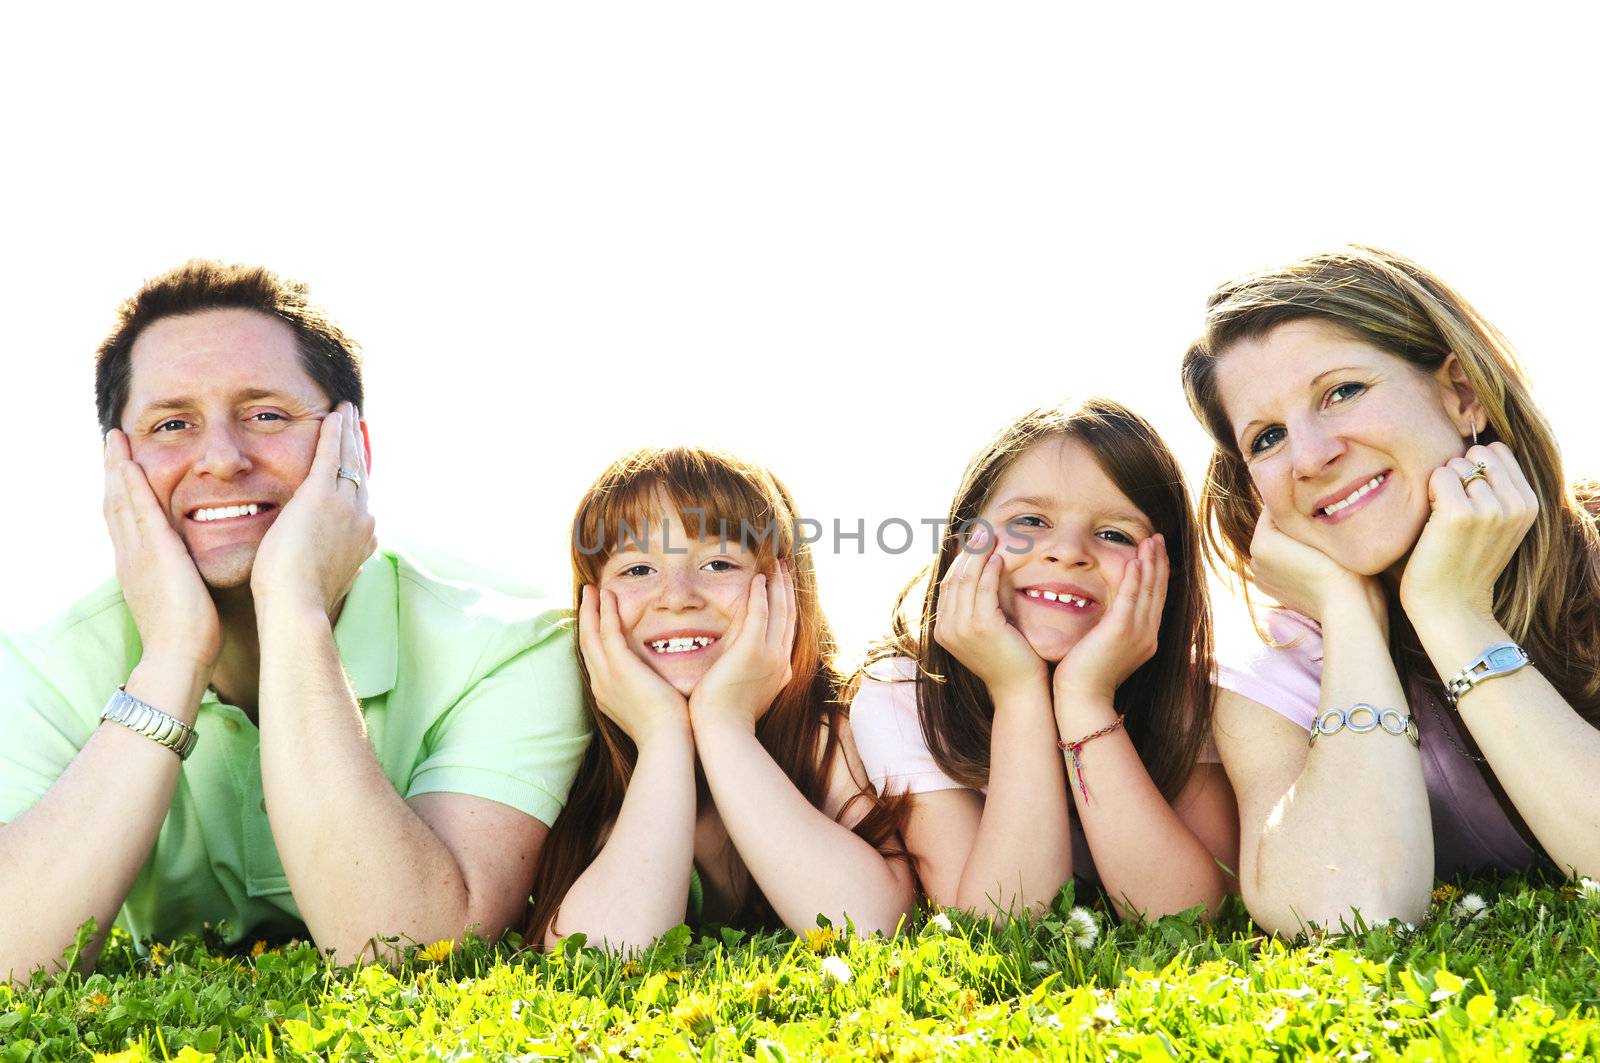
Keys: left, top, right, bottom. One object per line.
{"left": 654, "top": 666, "right": 703, "bottom": 697}
{"left": 194, "top": 547, "right": 258, "bottom": 591}
{"left": 1020, "top": 626, "right": 1077, "bottom": 665}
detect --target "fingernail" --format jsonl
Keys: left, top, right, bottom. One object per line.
{"left": 968, "top": 525, "right": 988, "bottom": 548}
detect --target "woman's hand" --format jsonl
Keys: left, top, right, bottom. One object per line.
{"left": 1052, "top": 533, "right": 1167, "bottom": 707}
{"left": 251, "top": 403, "right": 377, "bottom": 617}
{"left": 578, "top": 584, "right": 690, "bottom": 746}
{"left": 1400, "top": 442, "right": 1538, "bottom": 625}
{"left": 688, "top": 563, "right": 797, "bottom": 731}
{"left": 932, "top": 524, "right": 1047, "bottom": 697}
{"left": 1248, "top": 508, "right": 1381, "bottom": 623}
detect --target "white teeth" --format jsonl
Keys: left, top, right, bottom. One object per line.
{"left": 649, "top": 636, "right": 715, "bottom": 654}
{"left": 1320, "top": 474, "right": 1387, "bottom": 516}
{"left": 1024, "top": 589, "right": 1089, "bottom": 607}
{"left": 193, "top": 504, "right": 262, "bottom": 523}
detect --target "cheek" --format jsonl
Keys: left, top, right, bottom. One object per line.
{"left": 598, "top": 584, "right": 650, "bottom": 637}
{"left": 127, "top": 445, "right": 187, "bottom": 512}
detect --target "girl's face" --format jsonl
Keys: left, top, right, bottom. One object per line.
{"left": 1215, "top": 318, "right": 1478, "bottom": 576}
{"left": 597, "top": 507, "right": 764, "bottom": 695}
{"left": 977, "top": 436, "right": 1154, "bottom": 663}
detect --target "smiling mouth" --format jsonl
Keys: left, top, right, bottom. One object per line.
{"left": 1020, "top": 588, "right": 1096, "bottom": 610}
{"left": 648, "top": 636, "right": 719, "bottom": 655}
{"left": 1316, "top": 473, "right": 1388, "bottom": 518}
{"left": 186, "top": 503, "right": 277, "bottom": 524}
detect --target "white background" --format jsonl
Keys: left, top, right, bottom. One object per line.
{"left": 2, "top": 3, "right": 1595, "bottom": 660}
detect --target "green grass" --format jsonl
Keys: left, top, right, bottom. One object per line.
{"left": 4, "top": 869, "right": 1600, "bottom": 1061}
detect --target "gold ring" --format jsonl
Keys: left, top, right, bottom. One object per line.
{"left": 1459, "top": 462, "right": 1489, "bottom": 488}
{"left": 337, "top": 467, "right": 362, "bottom": 488}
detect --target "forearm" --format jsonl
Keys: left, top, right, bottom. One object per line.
{"left": 1058, "top": 698, "right": 1225, "bottom": 920}
{"left": 257, "top": 607, "right": 482, "bottom": 962}
{"left": 1254, "top": 597, "right": 1432, "bottom": 932}
{"left": 1412, "top": 611, "right": 1600, "bottom": 877}
{"left": 953, "top": 680, "right": 1072, "bottom": 920}
{"left": 694, "top": 717, "right": 914, "bottom": 936}
{"left": 549, "top": 727, "right": 697, "bottom": 951}
{"left": 0, "top": 659, "right": 205, "bottom": 979}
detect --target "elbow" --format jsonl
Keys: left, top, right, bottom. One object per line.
{"left": 1243, "top": 880, "right": 1429, "bottom": 937}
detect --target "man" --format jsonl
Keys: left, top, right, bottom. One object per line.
{"left": 0, "top": 261, "right": 588, "bottom": 978}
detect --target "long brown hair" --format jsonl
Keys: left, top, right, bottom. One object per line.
{"left": 1181, "top": 245, "right": 1600, "bottom": 720}
{"left": 863, "top": 397, "right": 1214, "bottom": 800}
{"left": 526, "top": 446, "right": 904, "bottom": 943}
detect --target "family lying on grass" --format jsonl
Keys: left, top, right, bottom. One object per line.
{"left": 2, "top": 247, "right": 1596, "bottom": 983}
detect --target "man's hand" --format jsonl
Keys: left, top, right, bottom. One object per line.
{"left": 103, "top": 430, "right": 220, "bottom": 682}
{"left": 251, "top": 403, "right": 377, "bottom": 616}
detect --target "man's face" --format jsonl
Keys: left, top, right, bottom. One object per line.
{"left": 121, "top": 309, "right": 332, "bottom": 589}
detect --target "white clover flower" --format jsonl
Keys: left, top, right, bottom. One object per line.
{"left": 1065, "top": 907, "right": 1100, "bottom": 950}
{"left": 1452, "top": 893, "right": 1488, "bottom": 922}
{"left": 1092, "top": 1002, "right": 1120, "bottom": 1025}
{"left": 925, "top": 912, "right": 954, "bottom": 934}
{"left": 1578, "top": 878, "right": 1600, "bottom": 903}
{"left": 1031, "top": 960, "right": 1051, "bottom": 972}
{"left": 820, "top": 955, "right": 853, "bottom": 985}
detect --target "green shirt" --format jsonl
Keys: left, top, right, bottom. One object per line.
{"left": 0, "top": 547, "right": 590, "bottom": 945}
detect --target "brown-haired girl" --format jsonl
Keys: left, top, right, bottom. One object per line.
{"left": 852, "top": 398, "right": 1237, "bottom": 922}
{"left": 1183, "top": 245, "right": 1600, "bottom": 935}
{"left": 527, "top": 447, "right": 914, "bottom": 949}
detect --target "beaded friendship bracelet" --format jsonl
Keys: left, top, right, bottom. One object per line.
{"left": 1058, "top": 714, "right": 1126, "bottom": 802}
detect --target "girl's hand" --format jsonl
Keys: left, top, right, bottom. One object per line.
{"left": 1400, "top": 441, "right": 1538, "bottom": 625}
{"left": 932, "top": 524, "right": 1046, "bottom": 697}
{"left": 1052, "top": 533, "right": 1167, "bottom": 707}
{"left": 1248, "top": 508, "right": 1379, "bottom": 623}
{"left": 689, "top": 562, "right": 797, "bottom": 731}
{"left": 578, "top": 584, "right": 690, "bottom": 746}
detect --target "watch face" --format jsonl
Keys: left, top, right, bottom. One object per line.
{"left": 1487, "top": 645, "right": 1527, "bottom": 670}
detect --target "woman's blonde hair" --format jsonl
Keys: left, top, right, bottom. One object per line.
{"left": 1181, "top": 245, "right": 1600, "bottom": 717}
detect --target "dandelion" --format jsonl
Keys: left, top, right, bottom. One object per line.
{"left": 925, "top": 912, "right": 954, "bottom": 935}
{"left": 746, "top": 973, "right": 778, "bottom": 1004}
{"left": 671, "top": 994, "right": 716, "bottom": 1037}
{"left": 417, "top": 938, "right": 456, "bottom": 963}
{"left": 803, "top": 926, "right": 839, "bottom": 953}
{"left": 1065, "top": 907, "right": 1099, "bottom": 950}
{"left": 1452, "top": 893, "right": 1489, "bottom": 922}
{"left": 1578, "top": 878, "right": 1600, "bottom": 903}
{"left": 250, "top": 940, "right": 268, "bottom": 959}
{"left": 1431, "top": 884, "right": 1457, "bottom": 905}
{"left": 820, "top": 955, "right": 853, "bottom": 985}
{"left": 79, "top": 991, "right": 110, "bottom": 1015}
{"left": 148, "top": 942, "right": 170, "bottom": 967}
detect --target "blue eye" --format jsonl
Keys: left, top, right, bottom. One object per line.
{"left": 1328, "top": 382, "right": 1365, "bottom": 404}
{"left": 1249, "top": 426, "right": 1286, "bottom": 455}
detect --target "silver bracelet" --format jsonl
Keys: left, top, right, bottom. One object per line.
{"left": 101, "top": 688, "right": 199, "bottom": 760}
{"left": 1309, "top": 703, "right": 1419, "bottom": 748}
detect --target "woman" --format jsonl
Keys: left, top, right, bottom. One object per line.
{"left": 852, "top": 399, "right": 1237, "bottom": 923}
{"left": 526, "top": 446, "right": 914, "bottom": 949}
{"left": 1182, "top": 245, "right": 1600, "bottom": 934}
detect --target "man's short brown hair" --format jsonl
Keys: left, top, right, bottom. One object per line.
{"left": 95, "top": 260, "right": 364, "bottom": 433}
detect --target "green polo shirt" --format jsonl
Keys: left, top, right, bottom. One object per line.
{"left": 0, "top": 547, "right": 590, "bottom": 945}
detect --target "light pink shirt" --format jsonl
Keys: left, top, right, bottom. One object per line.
{"left": 1217, "top": 608, "right": 1539, "bottom": 878}
{"left": 850, "top": 657, "right": 1221, "bottom": 889}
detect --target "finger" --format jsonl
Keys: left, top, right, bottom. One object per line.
{"left": 1446, "top": 456, "right": 1499, "bottom": 517}
{"left": 1108, "top": 555, "right": 1142, "bottom": 629}
{"left": 576, "top": 585, "right": 604, "bottom": 671}
{"left": 1427, "top": 464, "right": 1472, "bottom": 516}
{"left": 310, "top": 410, "right": 344, "bottom": 494}
{"left": 1486, "top": 441, "right": 1538, "bottom": 511}
{"left": 744, "top": 573, "right": 771, "bottom": 648}
{"left": 339, "top": 402, "right": 366, "bottom": 496}
{"left": 1137, "top": 535, "right": 1169, "bottom": 633}
{"left": 1465, "top": 443, "right": 1524, "bottom": 516}
{"left": 974, "top": 544, "right": 1005, "bottom": 623}
{"left": 771, "top": 560, "right": 798, "bottom": 659}
{"left": 598, "top": 587, "right": 630, "bottom": 667}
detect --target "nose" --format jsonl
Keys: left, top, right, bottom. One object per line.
{"left": 193, "top": 420, "right": 252, "bottom": 480}
{"left": 1287, "top": 416, "right": 1344, "bottom": 480}
{"left": 1039, "top": 526, "right": 1094, "bottom": 570}
{"left": 655, "top": 566, "right": 705, "bottom": 610}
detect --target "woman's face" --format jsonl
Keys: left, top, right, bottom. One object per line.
{"left": 597, "top": 507, "right": 763, "bottom": 695}
{"left": 975, "top": 435, "right": 1154, "bottom": 663}
{"left": 1215, "top": 317, "right": 1479, "bottom": 575}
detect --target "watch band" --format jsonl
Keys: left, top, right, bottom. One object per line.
{"left": 1445, "top": 641, "right": 1531, "bottom": 707}
{"left": 101, "top": 688, "right": 199, "bottom": 760}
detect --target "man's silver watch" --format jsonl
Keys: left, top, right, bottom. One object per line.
{"left": 101, "top": 688, "right": 199, "bottom": 760}
{"left": 1444, "top": 641, "right": 1531, "bottom": 707}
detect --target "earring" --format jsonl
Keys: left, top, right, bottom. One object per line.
{"left": 1472, "top": 421, "right": 1480, "bottom": 448}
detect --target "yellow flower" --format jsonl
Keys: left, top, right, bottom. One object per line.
{"left": 250, "top": 940, "right": 268, "bottom": 959}
{"left": 1432, "top": 884, "right": 1458, "bottom": 905}
{"left": 746, "top": 973, "right": 778, "bottom": 1004}
{"left": 148, "top": 942, "right": 170, "bottom": 967}
{"left": 91, "top": 1051, "right": 147, "bottom": 1063}
{"left": 619, "top": 960, "right": 641, "bottom": 978}
{"left": 80, "top": 991, "right": 111, "bottom": 1014}
{"left": 671, "top": 993, "right": 717, "bottom": 1038}
{"left": 803, "top": 926, "right": 839, "bottom": 953}
{"left": 417, "top": 938, "right": 456, "bottom": 963}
